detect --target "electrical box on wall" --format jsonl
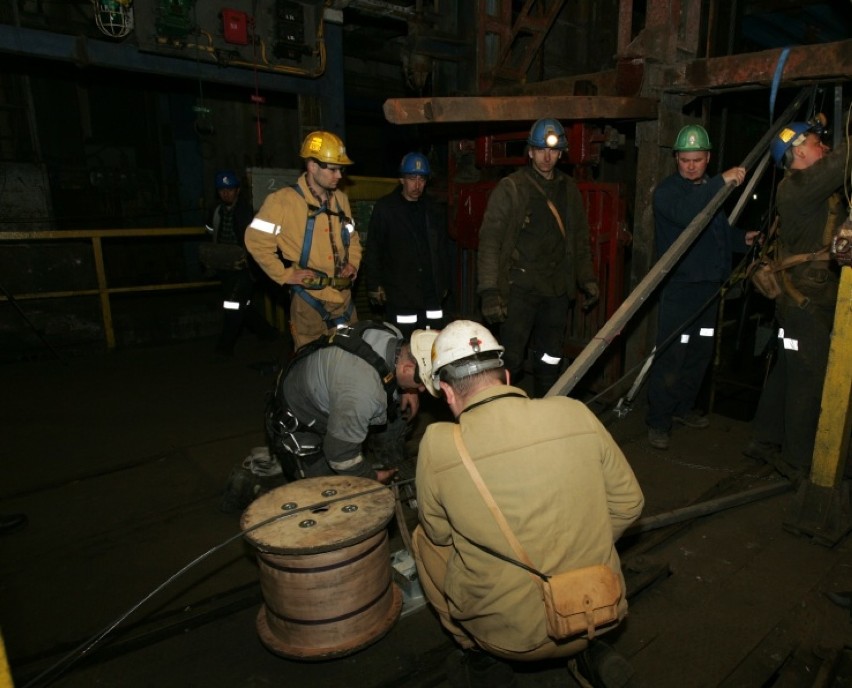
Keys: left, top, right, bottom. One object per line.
{"left": 132, "top": 1, "right": 323, "bottom": 75}
{"left": 222, "top": 9, "right": 249, "bottom": 45}
{"left": 274, "top": 1, "right": 306, "bottom": 61}
{"left": 155, "top": 0, "right": 194, "bottom": 39}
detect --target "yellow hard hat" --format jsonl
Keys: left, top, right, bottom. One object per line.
{"left": 299, "top": 131, "right": 354, "bottom": 166}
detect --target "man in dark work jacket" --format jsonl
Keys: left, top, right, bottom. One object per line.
{"left": 364, "top": 152, "right": 450, "bottom": 339}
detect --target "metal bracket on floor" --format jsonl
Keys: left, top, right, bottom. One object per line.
{"left": 783, "top": 480, "right": 852, "bottom": 547}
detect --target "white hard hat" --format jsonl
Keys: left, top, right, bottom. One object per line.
{"left": 409, "top": 329, "right": 440, "bottom": 397}
{"left": 429, "top": 320, "right": 504, "bottom": 393}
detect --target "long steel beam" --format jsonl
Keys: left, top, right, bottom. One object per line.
{"left": 665, "top": 39, "right": 852, "bottom": 93}
{"left": 383, "top": 94, "right": 658, "bottom": 124}
{"left": 400, "top": 39, "right": 852, "bottom": 124}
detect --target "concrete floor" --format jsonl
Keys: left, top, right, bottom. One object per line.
{"left": 3, "top": 333, "right": 852, "bottom": 688}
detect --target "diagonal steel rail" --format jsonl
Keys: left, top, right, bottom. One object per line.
{"left": 546, "top": 86, "right": 814, "bottom": 398}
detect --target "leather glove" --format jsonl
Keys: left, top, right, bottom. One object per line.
{"left": 368, "top": 286, "right": 386, "bottom": 307}
{"left": 581, "top": 282, "right": 600, "bottom": 311}
{"left": 481, "top": 289, "right": 507, "bottom": 324}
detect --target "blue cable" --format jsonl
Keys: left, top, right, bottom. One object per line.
{"left": 769, "top": 47, "right": 791, "bottom": 121}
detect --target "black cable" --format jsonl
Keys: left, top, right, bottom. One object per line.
{"left": 21, "top": 478, "right": 414, "bottom": 688}
{"left": 583, "top": 284, "right": 723, "bottom": 409}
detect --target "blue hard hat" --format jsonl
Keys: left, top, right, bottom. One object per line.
{"left": 527, "top": 118, "right": 567, "bottom": 150}
{"left": 215, "top": 170, "right": 240, "bottom": 189}
{"left": 770, "top": 122, "right": 814, "bottom": 169}
{"left": 399, "top": 152, "right": 431, "bottom": 176}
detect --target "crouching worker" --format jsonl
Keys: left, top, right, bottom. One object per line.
{"left": 266, "top": 321, "right": 428, "bottom": 484}
{"left": 409, "top": 320, "right": 644, "bottom": 688}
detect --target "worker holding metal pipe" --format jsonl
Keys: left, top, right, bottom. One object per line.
{"left": 646, "top": 125, "right": 755, "bottom": 451}
{"left": 746, "top": 117, "right": 850, "bottom": 480}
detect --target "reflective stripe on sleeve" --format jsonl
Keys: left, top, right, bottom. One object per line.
{"left": 223, "top": 301, "right": 241, "bottom": 310}
{"left": 396, "top": 314, "right": 418, "bottom": 324}
{"left": 783, "top": 337, "right": 799, "bottom": 351}
{"left": 249, "top": 218, "right": 278, "bottom": 234}
{"left": 699, "top": 328, "right": 714, "bottom": 337}
{"left": 680, "top": 334, "right": 690, "bottom": 344}
{"left": 540, "top": 353, "right": 561, "bottom": 365}
{"left": 329, "top": 454, "right": 364, "bottom": 471}
{"left": 426, "top": 310, "right": 443, "bottom": 319}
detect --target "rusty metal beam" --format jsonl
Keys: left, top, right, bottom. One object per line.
{"left": 490, "top": 39, "right": 851, "bottom": 102}
{"left": 663, "top": 39, "right": 852, "bottom": 94}
{"left": 383, "top": 94, "right": 658, "bottom": 124}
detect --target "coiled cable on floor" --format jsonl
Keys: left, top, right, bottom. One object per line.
{"left": 21, "top": 479, "right": 414, "bottom": 688}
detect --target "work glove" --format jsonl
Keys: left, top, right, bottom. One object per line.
{"left": 368, "top": 286, "right": 386, "bottom": 307}
{"left": 581, "top": 281, "right": 600, "bottom": 311}
{"left": 481, "top": 289, "right": 507, "bottom": 324}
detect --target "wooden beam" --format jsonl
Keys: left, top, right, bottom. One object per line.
{"left": 382, "top": 94, "right": 658, "bottom": 125}
{"left": 483, "top": 39, "right": 851, "bottom": 102}
{"left": 660, "top": 40, "right": 852, "bottom": 93}
{"left": 811, "top": 266, "right": 852, "bottom": 488}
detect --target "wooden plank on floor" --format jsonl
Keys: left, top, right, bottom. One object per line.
{"left": 620, "top": 493, "right": 842, "bottom": 687}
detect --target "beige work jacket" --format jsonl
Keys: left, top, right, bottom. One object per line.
{"left": 245, "top": 174, "right": 362, "bottom": 304}
{"left": 416, "top": 385, "right": 644, "bottom": 653}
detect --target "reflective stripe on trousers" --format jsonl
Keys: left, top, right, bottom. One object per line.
{"left": 778, "top": 327, "right": 798, "bottom": 351}
{"left": 681, "top": 328, "right": 714, "bottom": 344}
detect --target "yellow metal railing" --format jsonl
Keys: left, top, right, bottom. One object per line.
{"left": 0, "top": 177, "right": 400, "bottom": 351}
{"left": 0, "top": 227, "right": 215, "bottom": 350}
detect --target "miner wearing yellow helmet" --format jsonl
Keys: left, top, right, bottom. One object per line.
{"left": 245, "top": 130, "right": 360, "bottom": 349}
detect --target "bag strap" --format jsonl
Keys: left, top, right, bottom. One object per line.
{"left": 452, "top": 425, "right": 547, "bottom": 580}
{"left": 772, "top": 246, "right": 831, "bottom": 272}
{"left": 524, "top": 172, "right": 566, "bottom": 237}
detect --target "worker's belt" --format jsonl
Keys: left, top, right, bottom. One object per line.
{"left": 301, "top": 272, "right": 352, "bottom": 290}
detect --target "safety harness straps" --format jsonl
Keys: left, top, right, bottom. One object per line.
{"left": 287, "top": 321, "right": 399, "bottom": 416}
{"left": 290, "top": 183, "right": 352, "bottom": 269}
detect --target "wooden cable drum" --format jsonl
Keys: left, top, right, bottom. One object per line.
{"left": 240, "top": 475, "right": 402, "bottom": 660}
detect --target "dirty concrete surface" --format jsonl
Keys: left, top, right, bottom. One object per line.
{"left": 2, "top": 334, "right": 852, "bottom": 688}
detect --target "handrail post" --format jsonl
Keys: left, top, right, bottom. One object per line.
{"left": 90, "top": 236, "right": 115, "bottom": 349}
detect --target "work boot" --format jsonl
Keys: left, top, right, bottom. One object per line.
{"left": 743, "top": 441, "right": 802, "bottom": 483}
{"left": 647, "top": 428, "right": 669, "bottom": 450}
{"left": 672, "top": 411, "right": 710, "bottom": 428}
{"left": 444, "top": 649, "right": 518, "bottom": 688}
{"left": 742, "top": 440, "right": 781, "bottom": 463}
{"left": 576, "top": 640, "right": 635, "bottom": 688}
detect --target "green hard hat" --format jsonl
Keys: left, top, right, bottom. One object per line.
{"left": 673, "top": 125, "right": 712, "bottom": 152}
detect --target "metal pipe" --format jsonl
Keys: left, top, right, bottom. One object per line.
{"left": 545, "top": 86, "right": 814, "bottom": 397}
{"left": 626, "top": 480, "right": 792, "bottom": 535}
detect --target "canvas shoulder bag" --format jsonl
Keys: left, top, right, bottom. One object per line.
{"left": 452, "top": 425, "right": 622, "bottom": 640}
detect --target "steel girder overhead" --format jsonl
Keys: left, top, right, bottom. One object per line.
{"left": 383, "top": 39, "right": 852, "bottom": 124}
